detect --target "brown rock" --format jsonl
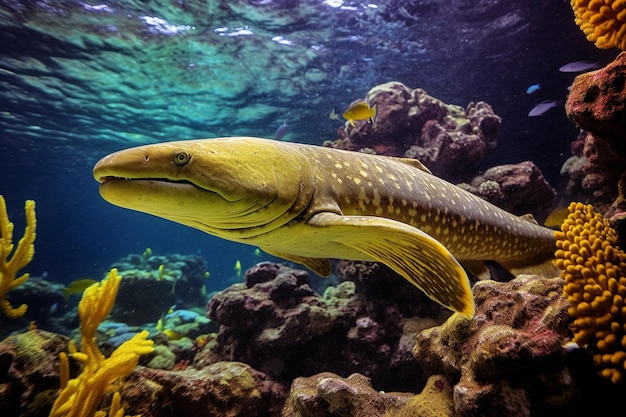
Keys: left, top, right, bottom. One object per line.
{"left": 206, "top": 262, "right": 429, "bottom": 391}
{"left": 123, "top": 361, "right": 287, "bottom": 417}
{"left": 0, "top": 330, "right": 70, "bottom": 417}
{"left": 566, "top": 52, "right": 626, "bottom": 140}
{"left": 413, "top": 275, "right": 619, "bottom": 417}
{"left": 327, "top": 81, "right": 501, "bottom": 182}
{"left": 280, "top": 372, "right": 412, "bottom": 417}
{"left": 463, "top": 161, "right": 556, "bottom": 219}
{"left": 565, "top": 52, "right": 626, "bottom": 215}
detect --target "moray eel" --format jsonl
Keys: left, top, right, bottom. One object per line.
{"left": 93, "top": 137, "right": 558, "bottom": 319}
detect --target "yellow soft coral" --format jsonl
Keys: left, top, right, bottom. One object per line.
{"left": 571, "top": 0, "right": 626, "bottom": 50}
{"left": 0, "top": 195, "right": 36, "bottom": 318}
{"left": 555, "top": 202, "right": 626, "bottom": 384}
{"left": 49, "top": 269, "right": 154, "bottom": 417}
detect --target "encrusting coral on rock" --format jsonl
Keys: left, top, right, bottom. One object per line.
{"left": 325, "top": 81, "right": 501, "bottom": 182}
{"left": 205, "top": 261, "right": 437, "bottom": 392}
{"left": 413, "top": 275, "right": 595, "bottom": 416}
{"left": 565, "top": 51, "right": 626, "bottom": 215}
{"left": 459, "top": 161, "right": 557, "bottom": 219}
{"left": 0, "top": 329, "right": 71, "bottom": 417}
{"left": 49, "top": 269, "right": 154, "bottom": 417}
{"left": 0, "top": 195, "right": 36, "bottom": 319}
{"left": 109, "top": 251, "right": 209, "bottom": 325}
{"left": 281, "top": 372, "right": 412, "bottom": 417}
{"left": 555, "top": 202, "right": 626, "bottom": 384}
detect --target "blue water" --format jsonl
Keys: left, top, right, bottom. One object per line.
{"left": 0, "top": 0, "right": 617, "bottom": 292}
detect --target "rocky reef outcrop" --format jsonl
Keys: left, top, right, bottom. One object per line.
{"left": 0, "top": 330, "right": 72, "bottom": 417}
{"left": 110, "top": 251, "right": 209, "bottom": 324}
{"left": 124, "top": 361, "right": 287, "bottom": 417}
{"left": 326, "top": 82, "right": 501, "bottom": 182}
{"left": 565, "top": 52, "right": 626, "bottom": 217}
{"left": 459, "top": 161, "right": 557, "bottom": 220}
{"left": 281, "top": 372, "right": 413, "bottom": 417}
{"left": 2, "top": 267, "right": 624, "bottom": 417}
{"left": 204, "top": 262, "right": 436, "bottom": 392}
{"left": 414, "top": 275, "right": 618, "bottom": 417}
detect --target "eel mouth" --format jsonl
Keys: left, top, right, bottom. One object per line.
{"left": 97, "top": 175, "right": 195, "bottom": 187}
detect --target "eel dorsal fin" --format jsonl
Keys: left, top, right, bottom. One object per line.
{"left": 391, "top": 157, "right": 432, "bottom": 174}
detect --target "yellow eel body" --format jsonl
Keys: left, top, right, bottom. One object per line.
{"left": 93, "top": 137, "right": 557, "bottom": 318}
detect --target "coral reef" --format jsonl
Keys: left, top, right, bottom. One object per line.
{"left": 385, "top": 375, "right": 454, "bottom": 417}
{"left": 459, "top": 161, "right": 557, "bottom": 219}
{"left": 413, "top": 275, "right": 612, "bottom": 417}
{"left": 555, "top": 202, "right": 626, "bottom": 383}
{"left": 49, "top": 269, "right": 154, "bottom": 417}
{"left": 281, "top": 372, "right": 412, "bottom": 417}
{"left": 3, "top": 265, "right": 625, "bottom": 416}
{"left": 0, "top": 196, "right": 36, "bottom": 319}
{"left": 560, "top": 130, "right": 592, "bottom": 206}
{"left": 0, "top": 329, "right": 72, "bottom": 417}
{"left": 0, "top": 332, "right": 285, "bottom": 417}
{"left": 0, "top": 278, "right": 70, "bottom": 339}
{"left": 565, "top": 52, "right": 626, "bottom": 215}
{"left": 325, "top": 82, "right": 501, "bottom": 181}
{"left": 109, "top": 251, "right": 209, "bottom": 324}
{"left": 571, "top": 0, "right": 626, "bottom": 50}
{"left": 122, "top": 361, "right": 287, "bottom": 417}
{"left": 157, "top": 309, "right": 215, "bottom": 341}
{"left": 205, "top": 261, "right": 438, "bottom": 392}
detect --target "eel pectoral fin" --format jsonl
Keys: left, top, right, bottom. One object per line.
{"left": 261, "top": 248, "right": 333, "bottom": 277}
{"left": 308, "top": 212, "right": 475, "bottom": 319}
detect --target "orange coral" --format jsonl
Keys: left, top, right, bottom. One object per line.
{"left": 571, "top": 0, "right": 626, "bottom": 50}
{"left": 0, "top": 195, "right": 36, "bottom": 318}
{"left": 555, "top": 202, "right": 626, "bottom": 383}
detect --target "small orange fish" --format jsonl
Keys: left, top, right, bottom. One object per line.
{"left": 342, "top": 100, "right": 376, "bottom": 127}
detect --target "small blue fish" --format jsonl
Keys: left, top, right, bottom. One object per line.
{"left": 559, "top": 60, "right": 601, "bottom": 73}
{"left": 274, "top": 122, "right": 289, "bottom": 140}
{"left": 528, "top": 100, "right": 560, "bottom": 117}
{"left": 526, "top": 83, "right": 541, "bottom": 94}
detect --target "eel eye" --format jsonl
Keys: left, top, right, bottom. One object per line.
{"left": 173, "top": 151, "right": 191, "bottom": 166}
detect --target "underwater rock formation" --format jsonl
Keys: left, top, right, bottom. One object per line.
{"left": 326, "top": 82, "right": 501, "bottom": 182}
{"left": 565, "top": 52, "right": 626, "bottom": 215}
{"left": 0, "top": 279, "right": 70, "bottom": 339}
{"left": 281, "top": 372, "right": 412, "bottom": 417}
{"left": 559, "top": 130, "right": 593, "bottom": 208}
{"left": 123, "top": 361, "right": 287, "bottom": 417}
{"left": 459, "top": 160, "right": 557, "bottom": 220}
{"left": 206, "top": 262, "right": 438, "bottom": 392}
{"left": 413, "top": 275, "right": 621, "bottom": 416}
{"left": 385, "top": 374, "right": 455, "bottom": 417}
{"left": 109, "top": 251, "right": 209, "bottom": 324}
{"left": 0, "top": 329, "right": 71, "bottom": 417}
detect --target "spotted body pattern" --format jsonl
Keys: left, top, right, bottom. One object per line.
{"left": 94, "top": 137, "right": 557, "bottom": 318}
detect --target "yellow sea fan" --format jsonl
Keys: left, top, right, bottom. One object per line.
{"left": 0, "top": 196, "right": 36, "bottom": 319}
{"left": 49, "top": 270, "right": 154, "bottom": 417}
{"left": 571, "top": 0, "right": 626, "bottom": 50}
